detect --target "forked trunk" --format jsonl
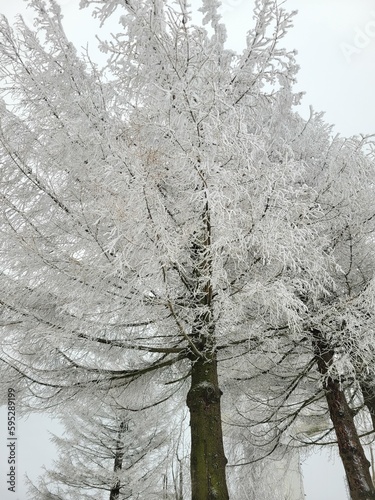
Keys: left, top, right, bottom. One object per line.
{"left": 187, "top": 354, "right": 229, "bottom": 500}
{"left": 313, "top": 330, "right": 375, "bottom": 500}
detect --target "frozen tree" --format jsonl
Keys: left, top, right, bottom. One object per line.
{"left": 1, "top": 0, "right": 371, "bottom": 498}
{"left": 27, "top": 395, "right": 171, "bottom": 499}
{"left": 218, "top": 109, "right": 375, "bottom": 499}
{"left": 292, "top": 116, "right": 375, "bottom": 500}
{"left": 279, "top": 129, "right": 375, "bottom": 499}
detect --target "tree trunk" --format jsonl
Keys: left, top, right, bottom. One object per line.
{"left": 187, "top": 354, "right": 229, "bottom": 500}
{"left": 360, "top": 380, "right": 375, "bottom": 432}
{"left": 313, "top": 330, "right": 375, "bottom": 500}
{"left": 109, "top": 421, "right": 127, "bottom": 500}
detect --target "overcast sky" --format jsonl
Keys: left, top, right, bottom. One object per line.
{"left": 0, "top": 1, "right": 374, "bottom": 499}
{"left": 220, "top": 0, "right": 375, "bottom": 138}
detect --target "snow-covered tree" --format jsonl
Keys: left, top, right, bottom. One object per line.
{"left": 224, "top": 108, "right": 375, "bottom": 498}
{"left": 27, "top": 395, "right": 172, "bottom": 499}
{"left": 288, "top": 113, "right": 375, "bottom": 499}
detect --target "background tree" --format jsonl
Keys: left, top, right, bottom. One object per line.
{"left": 27, "top": 395, "right": 172, "bottom": 499}
{"left": 295, "top": 117, "right": 375, "bottom": 500}
{"left": 220, "top": 109, "right": 375, "bottom": 498}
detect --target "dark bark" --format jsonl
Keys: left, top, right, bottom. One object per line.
{"left": 187, "top": 354, "right": 229, "bottom": 500}
{"left": 179, "top": 460, "right": 183, "bottom": 500}
{"left": 313, "top": 330, "right": 375, "bottom": 500}
{"left": 360, "top": 380, "right": 375, "bottom": 432}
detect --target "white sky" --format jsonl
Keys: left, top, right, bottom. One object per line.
{"left": 0, "top": 1, "right": 374, "bottom": 499}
